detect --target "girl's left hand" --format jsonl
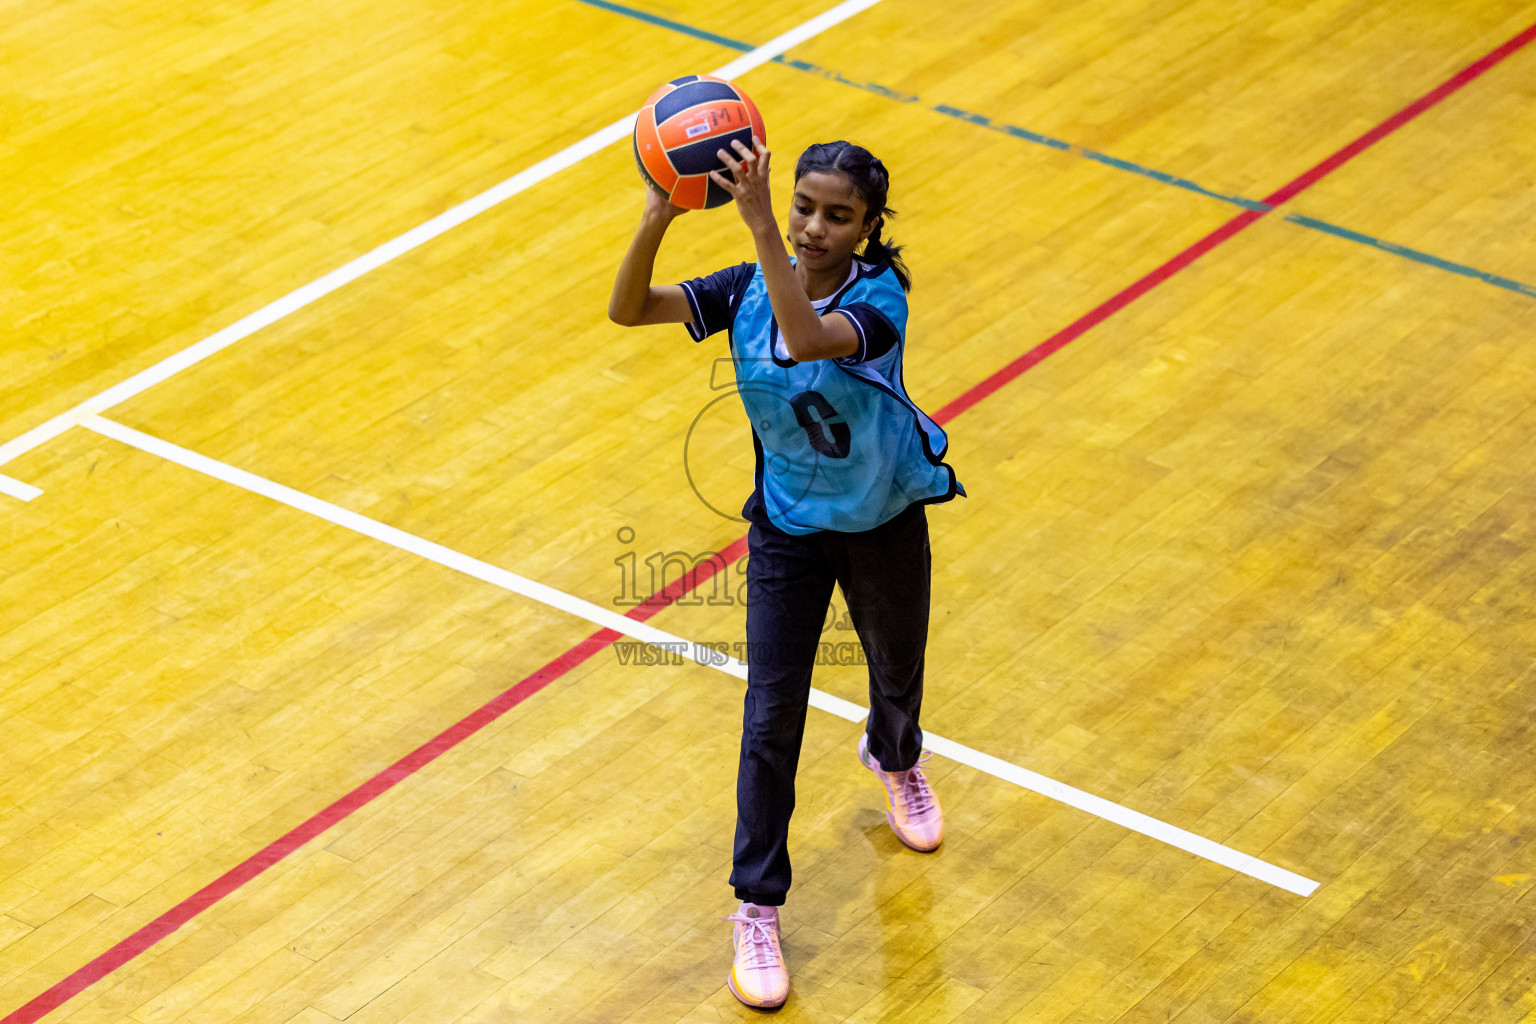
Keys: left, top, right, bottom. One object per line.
{"left": 710, "top": 136, "right": 774, "bottom": 235}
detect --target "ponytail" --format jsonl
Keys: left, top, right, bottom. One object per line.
{"left": 860, "top": 214, "right": 910, "bottom": 292}
{"left": 794, "top": 141, "right": 912, "bottom": 292}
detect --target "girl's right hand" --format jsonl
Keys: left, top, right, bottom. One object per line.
{"left": 644, "top": 186, "right": 688, "bottom": 223}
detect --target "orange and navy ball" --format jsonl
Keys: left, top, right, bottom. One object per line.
{"left": 633, "top": 75, "right": 766, "bottom": 210}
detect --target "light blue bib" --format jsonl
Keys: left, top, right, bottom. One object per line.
{"left": 728, "top": 260, "right": 964, "bottom": 534}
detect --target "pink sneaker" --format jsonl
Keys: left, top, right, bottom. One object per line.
{"left": 724, "top": 903, "right": 788, "bottom": 1008}
{"left": 858, "top": 733, "right": 943, "bottom": 852}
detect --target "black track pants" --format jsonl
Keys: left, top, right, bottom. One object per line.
{"left": 730, "top": 502, "right": 931, "bottom": 906}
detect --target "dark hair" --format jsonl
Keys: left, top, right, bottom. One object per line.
{"left": 794, "top": 141, "right": 911, "bottom": 292}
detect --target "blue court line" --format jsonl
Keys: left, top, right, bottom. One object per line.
{"left": 1285, "top": 214, "right": 1536, "bottom": 298}
{"left": 925, "top": 105, "right": 1270, "bottom": 210}
{"left": 576, "top": 0, "right": 756, "bottom": 54}
{"left": 578, "top": 0, "right": 1536, "bottom": 302}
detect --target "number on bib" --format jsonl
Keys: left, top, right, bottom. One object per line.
{"left": 790, "top": 391, "right": 851, "bottom": 459}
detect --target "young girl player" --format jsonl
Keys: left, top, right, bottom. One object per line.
{"left": 609, "top": 136, "right": 963, "bottom": 1009}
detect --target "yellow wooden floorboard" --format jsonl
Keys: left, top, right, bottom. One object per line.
{"left": 783, "top": 0, "right": 1535, "bottom": 199}
{"left": 0, "top": 435, "right": 602, "bottom": 1013}
{"left": 0, "top": 0, "right": 744, "bottom": 449}
{"left": 1295, "top": 45, "right": 1536, "bottom": 287}
{"left": 5, "top": 0, "right": 1536, "bottom": 1022}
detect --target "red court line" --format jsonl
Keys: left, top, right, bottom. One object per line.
{"left": 7, "top": 19, "right": 1534, "bottom": 1024}
{"left": 931, "top": 208, "right": 1264, "bottom": 423}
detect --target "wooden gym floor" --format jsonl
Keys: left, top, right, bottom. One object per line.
{"left": 3, "top": 0, "right": 1536, "bottom": 1020}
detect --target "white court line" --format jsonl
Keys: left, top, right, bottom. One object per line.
{"left": 0, "top": 0, "right": 888, "bottom": 493}
{"left": 83, "top": 415, "right": 1320, "bottom": 897}
{"left": 0, "top": 474, "right": 42, "bottom": 502}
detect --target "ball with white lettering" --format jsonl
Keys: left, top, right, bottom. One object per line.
{"left": 633, "top": 75, "right": 766, "bottom": 210}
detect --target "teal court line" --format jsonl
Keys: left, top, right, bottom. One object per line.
{"left": 577, "top": 0, "right": 1536, "bottom": 302}
{"left": 1284, "top": 214, "right": 1536, "bottom": 299}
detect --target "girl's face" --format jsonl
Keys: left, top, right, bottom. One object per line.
{"left": 788, "top": 171, "right": 875, "bottom": 273}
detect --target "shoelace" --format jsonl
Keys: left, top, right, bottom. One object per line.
{"left": 895, "top": 753, "right": 936, "bottom": 817}
{"left": 723, "top": 912, "right": 783, "bottom": 970}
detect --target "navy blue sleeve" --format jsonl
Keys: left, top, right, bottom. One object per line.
{"left": 678, "top": 262, "right": 755, "bottom": 341}
{"left": 831, "top": 302, "right": 900, "bottom": 364}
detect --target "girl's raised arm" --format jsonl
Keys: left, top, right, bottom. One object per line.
{"left": 709, "top": 138, "right": 860, "bottom": 362}
{"left": 609, "top": 189, "right": 696, "bottom": 326}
